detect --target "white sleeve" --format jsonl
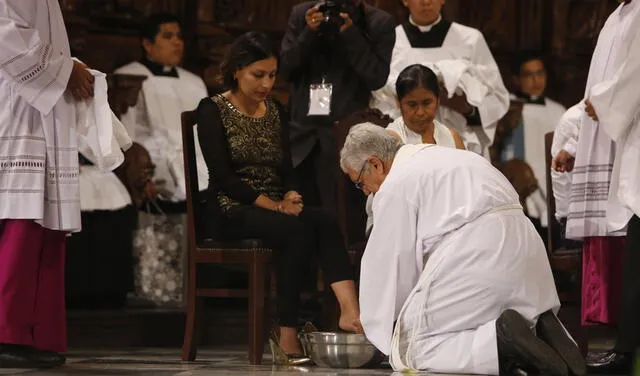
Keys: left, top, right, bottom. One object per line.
{"left": 589, "top": 27, "right": 640, "bottom": 142}
{"left": 359, "top": 187, "right": 419, "bottom": 355}
{"left": 552, "top": 102, "right": 584, "bottom": 157}
{"left": 471, "top": 33, "right": 510, "bottom": 142}
{"left": 0, "top": 1, "right": 73, "bottom": 115}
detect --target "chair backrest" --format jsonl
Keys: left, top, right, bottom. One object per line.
{"left": 181, "top": 110, "right": 224, "bottom": 246}
{"left": 181, "top": 111, "right": 201, "bottom": 250}
{"left": 333, "top": 108, "right": 393, "bottom": 247}
{"left": 545, "top": 131, "right": 558, "bottom": 253}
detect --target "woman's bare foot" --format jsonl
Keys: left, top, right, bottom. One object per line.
{"left": 279, "top": 327, "right": 304, "bottom": 355}
{"left": 330, "top": 280, "right": 363, "bottom": 333}
{"left": 339, "top": 312, "right": 364, "bottom": 334}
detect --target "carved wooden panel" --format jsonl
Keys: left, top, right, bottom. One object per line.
{"left": 454, "top": 0, "right": 519, "bottom": 51}
{"left": 550, "top": 0, "right": 616, "bottom": 57}
{"left": 72, "top": 32, "right": 143, "bottom": 73}
{"left": 517, "top": 0, "right": 545, "bottom": 50}
{"left": 196, "top": 0, "right": 304, "bottom": 32}
{"left": 367, "top": 0, "right": 408, "bottom": 24}
{"left": 197, "top": 0, "right": 216, "bottom": 23}
{"left": 69, "top": 0, "right": 183, "bottom": 18}
{"left": 548, "top": 0, "right": 618, "bottom": 105}
{"left": 247, "top": 0, "right": 302, "bottom": 29}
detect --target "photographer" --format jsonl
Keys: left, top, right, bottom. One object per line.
{"left": 280, "top": 0, "right": 395, "bottom": 210}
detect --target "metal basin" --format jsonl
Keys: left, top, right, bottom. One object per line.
{"left": 300, "top": 332, "right": 385, "bottom": 369}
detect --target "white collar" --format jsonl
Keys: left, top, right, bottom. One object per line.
{"left": 409, "top": 14, "right": 442, "bottom": 32}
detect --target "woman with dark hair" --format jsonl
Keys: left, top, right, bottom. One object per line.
{"left": 364, "top": 64, "right": 465, "bottom": 235}
{"left": 387, "top": 64, "right": 465, "bottom": 149}
{"left": 196, "top": 32, "right": 361, "bottom": 365}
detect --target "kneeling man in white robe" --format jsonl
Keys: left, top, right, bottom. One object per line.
{"left": 340, "top": 124, "right": 585, "bottom": 376}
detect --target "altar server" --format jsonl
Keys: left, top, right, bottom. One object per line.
{"left": 564, "top": 0, "right": 640, "bottom": 372}
{"left": 0, "top": 0, "right": 93, "bottom": 367}
{"left": 115, "top": 12, "right": 209, "bottom": 203}
{"left": 370, "top": 0, "right": 509, "bottom": 157}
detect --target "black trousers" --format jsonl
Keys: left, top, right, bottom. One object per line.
{"left": 615, "top": 214, "right": 640, "bottom": 353}
{"left": 225, "top": 206, "right": 353, "bottom": 327}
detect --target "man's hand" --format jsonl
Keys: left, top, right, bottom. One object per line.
{"left": 552, "top": 149, "right": 575, "bottom": 173}
{"left": 67, "top": 60, "right": 94, "bottom": 100}
{"left": 585, "top": 99, "right": 599, "bottom": 121}
{"left": 339, "top": 13, "right": 354, "bottom": 32}
{"left": 305, "top": 5, "right": 324, "bottom": 31}
{"left": 141, "top": 180, "right": 159, "bottom": 202}
{"left": 439, "top": 87, "right": 473, "bottom": 116}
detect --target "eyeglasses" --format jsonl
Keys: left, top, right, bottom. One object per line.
{"left": 354, "top": 161, "right": 368, "bottom": 190}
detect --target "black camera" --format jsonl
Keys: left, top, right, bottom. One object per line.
{"left": 317, "top": 0, "right": 356, "bottom": 34}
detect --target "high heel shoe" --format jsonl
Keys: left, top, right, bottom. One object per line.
{"left": 268, "top": 327, "right": 313, "bottom": 366}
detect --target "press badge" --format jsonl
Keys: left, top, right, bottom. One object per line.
{"left": 308, "top": 79, "right": 333, "bottom": 116}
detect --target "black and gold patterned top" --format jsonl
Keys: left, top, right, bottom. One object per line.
{"left": 196, "top": 94, "right": 298, "bottom": 213}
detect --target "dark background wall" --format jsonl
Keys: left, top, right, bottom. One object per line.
{"left": 61, "top": 0, "right": 619, "bottom": 106}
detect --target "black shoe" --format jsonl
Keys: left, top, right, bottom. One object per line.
{"left": 0, "top": 349, "right": 34, "bottom": 368}
{"left": 536, "top": 310, "right": 586, "bottom": 375}
{"left": 497, "top": 309, "right": 568, "bottom": 376}
{"left": 0, "top": 344, "right": 63, "bottom": 369}
{"left": 500, "top": 358, "right": 536, "bottom": 376}
{"left": 586, "top": 350, "right": 632, "bottom": 374}
{"left": 27, "top": 347, "right": 66, "bottom": 366}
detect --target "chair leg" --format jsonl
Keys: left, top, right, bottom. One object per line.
{"left": 248, "top": 258, "right": 266, "bottom": 365}
{"left": 182, "top": 261, "right": 199, "bottom": 361}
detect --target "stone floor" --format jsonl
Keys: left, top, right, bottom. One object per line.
{"left": 0, "top": 348, "right": 407, "bottom": 376}
{"left": 0, "top": 338, "right": 618, "bottom": 376}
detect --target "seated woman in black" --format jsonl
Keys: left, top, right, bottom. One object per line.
{"left": 196, "top": 31, "right": 361, "bottom": 364}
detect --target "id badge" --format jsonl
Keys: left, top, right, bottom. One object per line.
{"left": 308, "top": 80, "right": 333, "bottom": 116}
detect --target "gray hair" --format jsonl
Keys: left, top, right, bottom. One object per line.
{"left": 339, "top": 122, "right": 403, "bottom": 172}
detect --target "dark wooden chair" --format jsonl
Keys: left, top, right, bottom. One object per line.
{"left": 333, "top": 108, "right": 393, "bottom": 270}
{"left": 544, "top": 131, "right": 587, "bottom": 356}
{"left": 180, "top": 110, "right": 272, "bottom": 365}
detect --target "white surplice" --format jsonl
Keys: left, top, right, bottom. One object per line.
{"left": 370, "top": 19, "right": 509, "bottom": 157}
{"left": 0, "top": 0, "right": 81, "bottom": 231}
{"left": 588, "top": 3, "right": 640, "bottom": 221}
{"left": 360, "top": 145, "right": 560, "bottom": 374}
{"left": 115, "top": 61, "right": 209, "bottom": 202}
{"left": 551, "top": 103, "right": 583, "bottom": 220}
{"left": 567, "top": 1, "right": 640, "bottom": 239}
